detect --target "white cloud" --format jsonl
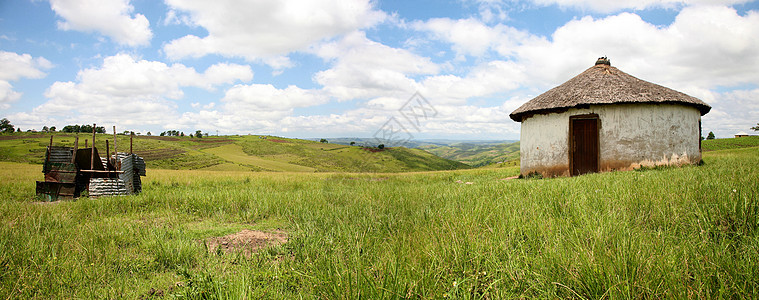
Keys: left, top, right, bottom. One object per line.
{"left": 49, "top": 0, "right": 152, "bottom": 46}
{"left": 167, "top": 83, "right": 327, "bottom": 132}
{"left": 314, "top": 31, "right": 440, "bottom": 101}
{"left": 701, "top": 88, "right": 759, "bottom": 138}
{"left": 0, "top": 51, "right": 53, "bottom": 109}
{"left": 476, "top": 0, "right": 754, "bottom": 14}
{"left": 3, "top": 112, "right": 57, "bottom": 131}
{"left": 163, "top": 0, "right": 386, "bottom": 68}
{"left": 420, "top": 60, "right": 526, "bottom": 105}
{"left": 272, "top": 102, "right": 522, "bottom": 139}
{"left": 222, "top": 84, "right": 326, "bottom": 112}
{"left": 408, "top": 5, "right": 759, "bottom": 140}
{"left": 412, "top": 18, "right": 529, "bottom": 59}
{"left": 513, "top": 6, "right": 759, "bottom": 90}
{"left": 0, "top": 51, "right": 53, "bottom": 81}
{"left": 0, "top": 82, "right": 22, "bottom": 110}
{"left": 32, "top": 54, "right": 251, "bottom": 128}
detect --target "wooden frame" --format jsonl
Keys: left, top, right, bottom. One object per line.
{"left": 568, "top": 113, "right": 600, "bottom": 176}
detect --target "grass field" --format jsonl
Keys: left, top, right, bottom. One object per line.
{"left": 702, "top": 136, "right": 759, "bottom": 151}
{"left": 0, "top": 133, "right": 470, "bottom": 173}
{"left": 420, "top": 142, "right": 520, "bottom": 167}
{"left": 1, "top": 142, "right": 757, "bottom": 298}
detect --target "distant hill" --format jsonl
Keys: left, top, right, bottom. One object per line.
{"left": 701, "top": 136, "right": 759, "bottom": 151}
{"left": 0, "top": 133, "right": 470, "bottom": 173}
{"left": 419, "top": 141, "right": 521, "bottom": 167}
{"left": 309, "top": 137, "right": 517, "bottom": 148}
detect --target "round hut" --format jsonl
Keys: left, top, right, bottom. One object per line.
{"left": 509, "top": 57, "right": 711, "bottom": 177}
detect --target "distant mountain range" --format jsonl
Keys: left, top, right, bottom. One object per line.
{"left": 0, "top": 133, "right": 471, "bottom": 173}
{"left": 308, "top": 138, "right": 521, "bottom": 167}
{"left": 307, "top": 137, "right": 517, "bottom": 148}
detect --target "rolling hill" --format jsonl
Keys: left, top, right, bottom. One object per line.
{"left": 419, "top": 141, "right": 521, "bottom": 167}
{"left": 0, "top": 133, "right": 470, "bottom": 173}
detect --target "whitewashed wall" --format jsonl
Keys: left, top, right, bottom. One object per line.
{"left": 520, "top": 103, "right": 702, "bottom": 177}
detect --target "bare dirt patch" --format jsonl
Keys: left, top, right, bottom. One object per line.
{"left": 205, "top": 229, "right": 287, "bottom": 257}
{"left": 193, "top": 139, "right": 235, "bottom": 144}
{"left": 137, "top": 148, "right": 186, "bottom": 160}
{"left": 362, "top": 147, "right": 385, "bottom": 153}
{"left": 141, "top": 136, "right": 182, "bottom": 141}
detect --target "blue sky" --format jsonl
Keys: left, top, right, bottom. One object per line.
{"left": 1, "top": 0, "right": 758, "bottom": 139}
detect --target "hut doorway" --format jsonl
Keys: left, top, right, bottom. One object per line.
{"left": 570, "top": 114, "right": 599, "bottom": 176}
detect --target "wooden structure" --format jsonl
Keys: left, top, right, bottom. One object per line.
{"left": 510, "top": 57, "right": 711, "bottom": 177}
{"left": 36, "top": 125, "right": 146, "bottom": 201}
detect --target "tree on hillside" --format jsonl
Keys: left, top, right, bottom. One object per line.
{"left": 62, "top": 124, "right": 105, "bottom": 133}
{"left": 350, "top": 141, "right": 356, "bottom": 146}
{"left": 320, "top": 139, "right": 328, "bottom": 143}
{"left": 195, "top": 130, "right": 203, "bottom": 138}
{"left": 707, "top": 131, "right": 715, "bottom": 140}
{"left": 378, "top": 144, "right": 385, "bottom": 149}
{"left": 50, "top": 126, "right": 56, "bottom": 132}
{"left": 1, "top": 118, "right": 15, "bottom": 133}
{"left": 752, "top": 123, "right": 759, "bottom": 131}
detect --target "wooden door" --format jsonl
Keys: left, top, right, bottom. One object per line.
{"left": 571, "top": 117, "right": 599, "bottom": 176}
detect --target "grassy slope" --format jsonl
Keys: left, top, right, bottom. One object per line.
{"left": 0, "top": 133, "right": 225, "bottom": 169}
{"left": 420, "top": 141, "right": 520, "bottom": 167}
{"left": 702, "top": 136, "right": 759, "bottom": 151}
{"left": 203, "top": 143, "right": 316, "bottom": 172}
{"left": 232, "top": 136, "right": 470, "bottom": 172}
{"left": 0, "top": 133, "right": 470, "bottom": 173}
{"left": 1, "top": 144, "right": 757, "bottom": 298}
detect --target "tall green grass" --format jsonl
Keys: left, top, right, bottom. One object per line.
{"left": 702, "top": 136, "right": 759, "bottom": 151}
{"left": 0, "top": 147, "right": 757, "bottom": 298}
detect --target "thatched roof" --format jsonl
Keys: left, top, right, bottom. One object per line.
{"left": 509, "top": 61, "right": 711, "bottom": 122}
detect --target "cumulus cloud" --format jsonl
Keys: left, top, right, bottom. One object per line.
{"left": 0, "top": 51, "right": 53, "bottom": 109}
{"left": 701, "top": 88, "right": 759, "bottom": 138}
{"left": 33, "top": 54, "right": 252, "bottom": 128}
{"left": 474, "top": 0, "right": 754, "bottom": 14}
{"left": 163, "top": 0, "right": 386, "bottom": 68}
{"left": 512, "top": 6, "right": 759, "bottom": 90}
{"left": 166, "top": 83, "right": 328, "bottom": 132}
{"left": 223, "top": 84, "right": 326, "bottom": 112}
{"left": 415, "top": 6, "right": 759, "bottom": 89}
{"left": 419, "top": 60, "right": 526, "bottom": 105}
{"left": 408, "top": 5, "right": 759, "bottom": 139}
{"left": 412, "top": 18, "right": 533, "bottom": 59}
{"left": 49, "top": 0, "right": 152, "bottom": 46}
{"left": 0, "top": 82, "right": 22, "bottom": 110}
{"left": 270, "top": 101, "right": 522, "bottom": 139}
{"left": 314, "top": 31, "right": 440, "bottom": 101}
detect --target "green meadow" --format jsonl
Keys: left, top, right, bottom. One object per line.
{"left": 420, "top": 142, "right": 521, "bottom": 167}
{"left": 0, "top": 135, "right": 758, "bottom": 298}
{"left": 0, "top": 133, "right": 470, "bottom": 172}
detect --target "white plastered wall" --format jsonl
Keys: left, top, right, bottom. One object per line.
{"left": 520, "top": 103, "right": 702, "bottom": 177}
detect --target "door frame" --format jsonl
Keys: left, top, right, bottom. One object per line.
{"left": 568, "top": 114, "right": 600, "bottom": 176}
